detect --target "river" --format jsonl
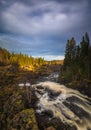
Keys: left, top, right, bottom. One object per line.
{"left": 32, "top": 72, "right": 91, "bottom": 130}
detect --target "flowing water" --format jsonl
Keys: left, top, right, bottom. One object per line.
{"left": 32, "top": 73, "right": 91, "bottom": 130}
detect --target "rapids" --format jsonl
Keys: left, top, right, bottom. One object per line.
{"left": 32, "top": 74, "right": 91, "bottom": 130}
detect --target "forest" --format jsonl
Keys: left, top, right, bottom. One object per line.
{"left": 0, "top": 33, "right": 91, "bottom": 130}
{"left": 0, "top": 32, "right": 91, "bottom": 83}
{"left": 60, "top": 32, "right": 91, "bottom": 83}
{"left": 0, "top": 47, "right": 46, "bottom": 71}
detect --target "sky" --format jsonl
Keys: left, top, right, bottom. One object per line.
{"left": 0, "top": 0, "right": 91, "bottom": 60}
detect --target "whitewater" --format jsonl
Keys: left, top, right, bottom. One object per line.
{"left": 32, "top": 73, "right": 91, "bottom": 130}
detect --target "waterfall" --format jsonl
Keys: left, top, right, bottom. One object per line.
{"left": 33, "top": 81, "right": 91, "bottom": 130}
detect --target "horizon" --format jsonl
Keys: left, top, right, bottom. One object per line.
{"left": 0, "top": 0, "right": 91, "bottom": 60}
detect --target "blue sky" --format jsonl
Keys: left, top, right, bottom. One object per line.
{"left": 0, "top": 0, "right": 91, "bottom": 60}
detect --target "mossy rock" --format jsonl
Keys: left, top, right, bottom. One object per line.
{"left": 45, "top": 126, "right": 56, "bottom": 130}
{"left": 9, "top": 109, "right": 38, "bottom": 130}
{"left": 3, "top": 92, "right": 25, "bottom": 117}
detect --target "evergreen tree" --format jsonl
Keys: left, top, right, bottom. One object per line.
{"left": 61, "top": 32, "right": 91, "bottom": 82}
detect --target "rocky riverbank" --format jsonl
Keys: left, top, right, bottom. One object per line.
{"left": 0, "top": 64, "right": 91, "bottom": 130}
{"left": 0, "top": 64, "right": 61, "bottom": 130}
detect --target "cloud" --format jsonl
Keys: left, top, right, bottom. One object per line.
{"left": 0, "top": 34, "right": 65, "bottom": 61}
{"left": 1, "top": 0, "right": 89, "bottom": 36}
{"left": 0, "top": 0, "right": 91, "bottom": 60}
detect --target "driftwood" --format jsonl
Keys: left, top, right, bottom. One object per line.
{"left": 25, "top": 82, "right": 32, "bottom": 104}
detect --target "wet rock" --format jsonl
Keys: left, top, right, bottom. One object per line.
{"left": 48, "top": 90, "right": 61, "bottom": 97}
{"left": 36, "top": 113, "right": 77, "bottom": 130}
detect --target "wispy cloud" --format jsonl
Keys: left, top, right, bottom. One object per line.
{"left": 0, "top": 0, "right": 91, "bottom": 60}
{"left": 1, "top": 0, "right": 89, "bottom": 36}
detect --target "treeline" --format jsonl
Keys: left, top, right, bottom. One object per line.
{"left": 0, "top": 47, "right": 45, "bottom": 67}
{"left": 61, "top": 32, "right": 91, "bottom": 82}
{"left": 46, "top": 60, "right": 63, "bottom": 65}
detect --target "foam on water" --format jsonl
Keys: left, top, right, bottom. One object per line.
{"left": 33, "top": 81, "right": 91, "bottom": 130}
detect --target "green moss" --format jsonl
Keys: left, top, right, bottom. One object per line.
{"left": 9, "top": 109, "right": 39, "bottom": 130}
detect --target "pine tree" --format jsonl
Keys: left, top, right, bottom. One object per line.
{"left": 61, "top": 32, "right": 91, "bottom": 82}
